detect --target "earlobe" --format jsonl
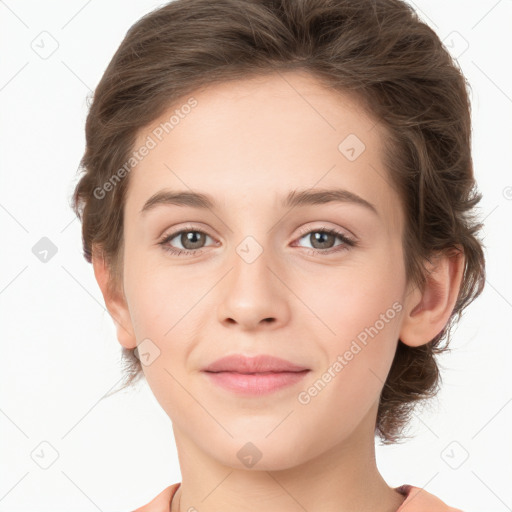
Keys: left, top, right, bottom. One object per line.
{"left": 399, "top": 247, "right": 465, "bottom": 348}
{"left": 91, "top": 249, "right": 137, "bottom": 350}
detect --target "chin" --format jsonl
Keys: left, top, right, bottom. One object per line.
{"left": 208, "top": 437, "right": 310, "bottom": 472}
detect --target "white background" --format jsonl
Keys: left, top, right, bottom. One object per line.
{"left": 1, "top": 1, "right": 511, "bottom": 511}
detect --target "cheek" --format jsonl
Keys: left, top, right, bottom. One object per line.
{"left": 302, "top": 253, "right": 405, "bottom": 381}
{"left": 294, "top": 275, "right": 404, "bottom": 440}
{"left": 123, "top": 260, "right": 198, "bottom": 412}
{"left": 302, "top": 259, "right": 403, "bottom": 338}
{"left": 123, "top": 246, "right": 195, "bottom": 337}
{"left": 123, "top": 253, "right": 207, "bottom": 383}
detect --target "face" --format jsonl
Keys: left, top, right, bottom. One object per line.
{"left": 120, "top": 70, "right": 410, "bottom": 470}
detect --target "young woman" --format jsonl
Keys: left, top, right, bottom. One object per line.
{"left": 71, "top": 0, "right": 485, "bottom": 510}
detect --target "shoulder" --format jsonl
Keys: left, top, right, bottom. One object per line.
{"left": 131, "top": 482, "right": 463, "bottom": 512}
{"left": 395, "top": 484, "right": 464, "bottom": 512}
{"left": 131, "top": 483, "right": 181, "bottom": 512}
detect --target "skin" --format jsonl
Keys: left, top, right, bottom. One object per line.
{"left": 93, "top": 70, "right": 465, "bottom": 512}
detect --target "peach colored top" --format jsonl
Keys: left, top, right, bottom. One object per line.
{"left": 132, "top": 482, "right": 464, "bottom": 511}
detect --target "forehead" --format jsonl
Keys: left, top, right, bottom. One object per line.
{"left": 126, "top": 70, "right": 403, "bottom": 232}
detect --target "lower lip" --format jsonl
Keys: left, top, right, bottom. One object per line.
{"left": 203, "top": 370, "right": 310, "bottom": 395}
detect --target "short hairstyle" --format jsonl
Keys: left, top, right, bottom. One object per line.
{"left": 71, "top": 0, "right": 486, "bottom": 444}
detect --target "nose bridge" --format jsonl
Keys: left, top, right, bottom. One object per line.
{"left": 230, "top": 230, "right": 276, "bottom": 295}
{"left": 228, "top": 205, "right": 277, "bottom": 274}
{"left": 216, "top": 227, "right": 289, "bottom": 328}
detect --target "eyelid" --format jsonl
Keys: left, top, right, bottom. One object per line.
{"left": 158, "top": 222, "right": 357, "bottom": 256}
{"left": 295, "top": 223, "right": 354, "bottom": 240}
{"left": 159, "top": 224, "right": 219, "bottom": 247}
{"left": 159, "top": 222, "right": 212, "bottom": 238}
{"left": 160, "top": 222, "right": 353, "bottom": 243}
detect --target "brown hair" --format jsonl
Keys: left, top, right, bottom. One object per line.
{"left": 71, "top": 0, "right": 486, "bottom": 444}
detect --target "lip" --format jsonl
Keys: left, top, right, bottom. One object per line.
{"left": 201, "top": 354, "right": 311, "bottom": 395}
{"left": 202, "top": 354, "right": 309, "bottom": 373}
{"left": 203, "top": 371, "right": 310, "bottom": 395}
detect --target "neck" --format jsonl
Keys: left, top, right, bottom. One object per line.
{"left": 170, "top": 403, "right": 406, "bottom": 512}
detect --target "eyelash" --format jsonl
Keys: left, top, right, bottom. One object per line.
{"left": 158, "top": 225, "right": 357, "bottom": 258}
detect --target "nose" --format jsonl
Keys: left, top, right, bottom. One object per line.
{"left": 216, "top": 240, "right": 291, "bottom": 331}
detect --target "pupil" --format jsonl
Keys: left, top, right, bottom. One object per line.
{"left": 183, "top": 231, "right": 204, "bottom": 249}
{"left": 312, "top": 232, "right": 333, "bottom": 249}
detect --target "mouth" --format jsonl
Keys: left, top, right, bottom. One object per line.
{"left": 202, "top": 354, "right": 309, "bottom": 373}
{"left": 202, "top": 369, "right": 311, "bottom": 395}
{"left": 201, "top": 354, "right": 311, "bottom": 395}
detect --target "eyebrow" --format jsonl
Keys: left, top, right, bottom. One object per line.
{"left": 140, "top": 187, "right": 379, "bottom": 217}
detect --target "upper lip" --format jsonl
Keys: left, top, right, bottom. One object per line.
{"left": 202, "top": 354, "right": 309, "bottom": 373}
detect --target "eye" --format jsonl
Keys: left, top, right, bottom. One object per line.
{"left": 158, "top": 225, "right": 216, "bottom": 256}
{"left": 293, "top": 226, "right": 356, "bottom": 255}
{"left": 158, "top": 225, "right": 357, "bottom": 257}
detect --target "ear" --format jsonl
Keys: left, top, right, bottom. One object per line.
{"left": 400, "top": 247, "right": 465, "bottom": 347}
{"left": 92, "top": 248, "right": 137, "bottom": 350}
